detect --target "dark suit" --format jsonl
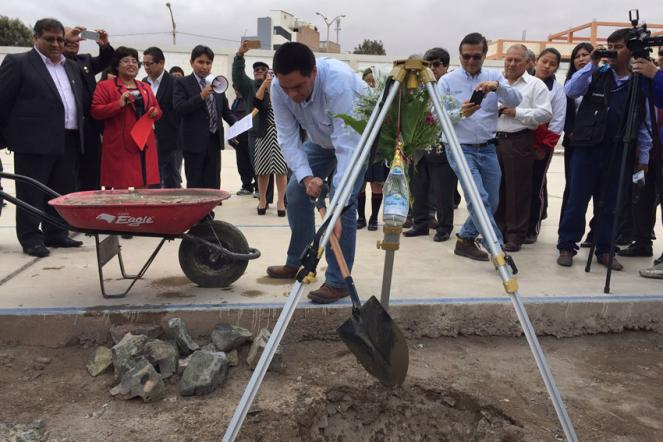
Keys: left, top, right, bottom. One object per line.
{"left": 0, "top": 48, "right": 85, "bottom": 248}
{"left": 143, "top": 71, "right": 181, "bottom": 188}
{"left": 68, "top": 44, "right": 114, "bottom": 190}
{"left": 173, "top": 73, "right": 235, "bottom": 188}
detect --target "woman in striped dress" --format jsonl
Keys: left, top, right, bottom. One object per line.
{"left": 254, "top": 71, "right": 288, "bottom": 216}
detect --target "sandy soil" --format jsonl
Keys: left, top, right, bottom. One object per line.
{"left": 1, "top": 332, "right": 662, "bottom": 441}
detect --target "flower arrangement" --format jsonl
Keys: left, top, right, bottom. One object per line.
{"left": 337, "top": 76, "right": 441, "bottom": 164}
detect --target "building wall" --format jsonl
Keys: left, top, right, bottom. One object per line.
{"left": 296, "top": 27, "right": 320, "bottom": 51}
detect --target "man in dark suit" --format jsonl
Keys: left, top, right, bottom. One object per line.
{"left": 0, "top": 18, "right": 84, "bottom": 257}
{"left": 63, "top": 26, "right": 114, "bottom": 191}
{"left": 173, "top": 45, "right": 236, "bottom": 189}
{"left": 142, "top": 46, "right": 181, "bottom": 188}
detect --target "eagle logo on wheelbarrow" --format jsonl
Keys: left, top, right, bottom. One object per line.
{"left": 96, "top": 213, "right": 116, "bottom": 223}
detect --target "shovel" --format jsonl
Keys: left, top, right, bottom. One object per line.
{"left": 314, "top": 190, "right": 409, "bottom": 386}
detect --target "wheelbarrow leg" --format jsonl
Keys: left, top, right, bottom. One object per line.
{"left": 94, "top": 234, "right": 168, "bottom": 298}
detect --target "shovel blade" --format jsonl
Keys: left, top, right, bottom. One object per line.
{"left": 337, "top": 296, "right": 409, "bottom": 386}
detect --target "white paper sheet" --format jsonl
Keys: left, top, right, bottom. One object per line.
{"left": 225, "top": 114, "right": 253, "bottom": 140}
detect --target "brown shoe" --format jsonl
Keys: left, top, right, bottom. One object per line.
{"left": 503, "top": 242, "right": 521, "bottom": 252}
{"left": 266, "top": 265, "right": 298, "bottom": 279}
{"left": 596, "top": 253, "right": 624, "bottom": 271}
{"left": 557, "top": 250, "right": 573, "bottom": 267}
{"left": 307, "top": 283, "right": 349, "bottom": 304}
{"left": 454, "top": 236, "right": 489, "bottom": 261}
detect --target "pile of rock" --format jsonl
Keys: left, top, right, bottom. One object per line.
{"left": 87, "top": 318, "right": 285, "bottom": 402}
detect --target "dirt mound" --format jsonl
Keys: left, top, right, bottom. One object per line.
{"left": 241, "top": 383, "right": 523, "bottom": 441}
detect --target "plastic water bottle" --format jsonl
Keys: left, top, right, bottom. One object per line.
{"left": 382, "top": 148, "right": 410, "bottom": 226}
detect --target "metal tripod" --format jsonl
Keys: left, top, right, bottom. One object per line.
{"left": 222, "top": 58, "right": 578, "bottom": 442}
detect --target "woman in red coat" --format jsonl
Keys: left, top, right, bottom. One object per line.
{"left": 91, "top": 46, "right": 161, "bottom": 189}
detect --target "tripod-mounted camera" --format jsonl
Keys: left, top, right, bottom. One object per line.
{"left": 585, "top": 9, "right": 662, "bottom": 292}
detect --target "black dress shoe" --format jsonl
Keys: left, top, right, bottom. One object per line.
{"left": 655, "top": 252, "right": 663, "bottom": 266}
{"left": 23, "top": 244, "right": 50, "bottom": 257}
{"left": 356, "top": 218, "right": 367, "bottom": 230}
{"left": 617, "top": 242, "right": 653, "bottom": 257}
{"left": 403, "top": 228, "right": 429, "bottom": 237}
{"left": 44, "top": 237, "right": 83, "bottom": 248}
{"left": 433, "top": 232, "right": 450, "bottom": 242}
{"left": 367, "top": 219, "right": 378, "bottom": 231}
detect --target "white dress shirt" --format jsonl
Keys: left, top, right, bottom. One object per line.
{"left": 146, "top": 70, "right": 165, "bottom": 96}
{"left": 271, "top": 58, "right": 368, "bottom": 190}
{"left": 497, "top": 71, "right": 552, "bottom": 133}
{"left": 35, "top": 47, "right": 78, "bottom": 129}
{"left": 547, "top": 80, "right": 567, "bottom": 135}
{"left": 437, "top": 67, "right": 522, "bottom": 144}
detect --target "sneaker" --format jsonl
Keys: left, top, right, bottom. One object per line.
{"left": 236, "top": 188, "right": 253, "bottom": 196}
{"left": 557, "top": 250, "right": 573, "bottom": 267}
{"left": 639, "top": 262, "right": 663, "bottom": 279}
{"left": 454, "top": 235, "right": 489, "bottom": 261}
{"left": 617, "top": 242, "right": 653, "bottom": 257}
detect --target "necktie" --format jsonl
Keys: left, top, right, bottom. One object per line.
{"left": 200, "top": 78, "right": 218, "bottom": 133}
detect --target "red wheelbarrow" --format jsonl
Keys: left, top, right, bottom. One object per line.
{"left": 0, "top": 172, "right": 260, "bottom": 298}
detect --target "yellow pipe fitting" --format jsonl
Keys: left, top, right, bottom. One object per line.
{"left": 503, "top": 278, "right": 519, "bottom": 294}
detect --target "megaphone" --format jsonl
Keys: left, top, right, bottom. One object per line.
{"left": 205, "top": 75, "right": 229, "bottom": 94}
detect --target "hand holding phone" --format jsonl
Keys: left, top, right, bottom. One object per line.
{"left": 469, "top": 89, "right": 485, "bottom": 106}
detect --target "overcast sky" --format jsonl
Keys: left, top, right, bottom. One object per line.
{"left": 4, "top": 1, "right": 663, "bottom": 56}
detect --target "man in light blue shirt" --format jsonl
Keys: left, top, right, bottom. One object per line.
{"left": 266, "top": 42, "right": 368, "bottom": 304}
{"left": 438, "top": 32, "right": 522, "bottom": 261}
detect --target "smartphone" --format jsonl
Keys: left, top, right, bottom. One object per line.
{"left": 80, "top": 30, "right": 100, "bottom": 41}
{"left": 469, "top": 90, "right": 485, "bottom": 106}
{"left": 245, "top": 40, "right": 261, "bottom": 49}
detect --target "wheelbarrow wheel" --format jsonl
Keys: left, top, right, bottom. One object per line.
{"left": 179, "top": 220, "right": 249, "bottom": 288}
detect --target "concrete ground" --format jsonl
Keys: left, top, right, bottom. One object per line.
{"left": 0, "top": 149, "right": 662, "bottom": 313}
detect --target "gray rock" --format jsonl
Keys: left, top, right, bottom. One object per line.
{"left": 210, "top": 324, "right": 253, "bottom": 352}
{"left": 110, "top": 358, "right": 165, "bottom": 402}
{"left": 87, "top": 346, "right": 113, "bottom": 377}
{"left": 227, "top": 349, "right": 239, "bottom": 367}
{"left": 166, "top": 318, "right": 199, "bottom": 355}
{"left": 143, "top": 339, "right": 178, "bottom": 379}
{"left": 246, "top": 328, "right": 285, "bottom": 373}
{"left": 111, "top": 333, "right": 148, "bottom": 381}
{"left": 110, "top": 323, "right": 162, "bottom": 344}
{"left": 0, "top": 420, "right": 45, "bottom": 442}
{"left": 201, "top": 343, "right": 217, "bottom": 352}
{"left": 179, "top": 351, "right": 228, "bottom": 396}
{"left": 34, "top": 356, "right": 51, "bottom": 365}
{"left": 178, "top": 354, "right": 193, "bottom": 375}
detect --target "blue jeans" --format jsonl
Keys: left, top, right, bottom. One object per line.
{"left": 285, "top": 142, "right": 365, "bottom": 288}
{"left": 446, "top": 143, "right": 503, "bottom": 243}
{"left": 557, "top": 144, "right": 623, "bottom": 255}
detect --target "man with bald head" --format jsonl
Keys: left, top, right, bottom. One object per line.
{"left": 494, "top": 44, "right": 552, "bottom": 251}
{"left": 63, "top": 26, "right": 114, "bottom": 190}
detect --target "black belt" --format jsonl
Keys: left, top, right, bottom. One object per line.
{"left": 495, "top": 129, "right": 532, "bottom": 139}
{"left": 453, "top": 139, "right": 496, "bottom": 148}
{"left": 65, "top": 129, "right": 79, "bottom": 134}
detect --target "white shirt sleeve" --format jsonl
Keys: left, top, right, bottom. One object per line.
{"left": 514, "top": 81, "right": 553, "bottom": 126}
{"left": 271, "top": 81, "right": 312, "bottom": 182}
{"left": 548, "top": 82, "right": 567, "bottom": 135}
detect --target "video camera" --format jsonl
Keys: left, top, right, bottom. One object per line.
{"left": 625, "top": 9, "right": 663, "bottom": 59}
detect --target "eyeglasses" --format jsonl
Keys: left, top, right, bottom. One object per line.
{"left": 428, "top": 60, "right": 446, "bottom": 68}
{"left": 461, "top": 53, "right": 483, "bottom": 61}
{"left": 40, "top": 36, "right": 65, "bottom": 44}
{"left": 119, "top": 58, "right": 140, "bottom": 66}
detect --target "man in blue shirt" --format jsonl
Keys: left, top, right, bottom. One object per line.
{"left": 557, "top": 29, "right": 652, "bottom": 270}
{"left": 632, "top": 55, "right": 663, "bottom": 278}
{"left": 438, "top": 32, "right": 522, "bottom": 261}
{"left": 266, "top": 42, "right": 368, "bottom": 304}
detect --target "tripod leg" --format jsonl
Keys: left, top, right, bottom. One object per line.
{"left": 426, "top": 82, "right": 578, "bottom": 442}
{"left": 222, "top": 79, "right": 403, "bottom": 442}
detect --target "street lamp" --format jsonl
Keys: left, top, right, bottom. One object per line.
{"left": 315, "top": 12, "right": 346, "bottom": 45}
{"left": 165, "top": 2, "right": 176, "bottom": 46}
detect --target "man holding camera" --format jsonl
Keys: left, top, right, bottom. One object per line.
{"left": 632, "top": 55, "right": 663, "bottom": 278}
{"left": 556, "top": 29, "right": 652, "bottom": 270}
{"left": 437, "top": 32, "right": 522, "bottom": 261}
{"left": 63, "top": 26, "right": 113, "bottom": 191}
